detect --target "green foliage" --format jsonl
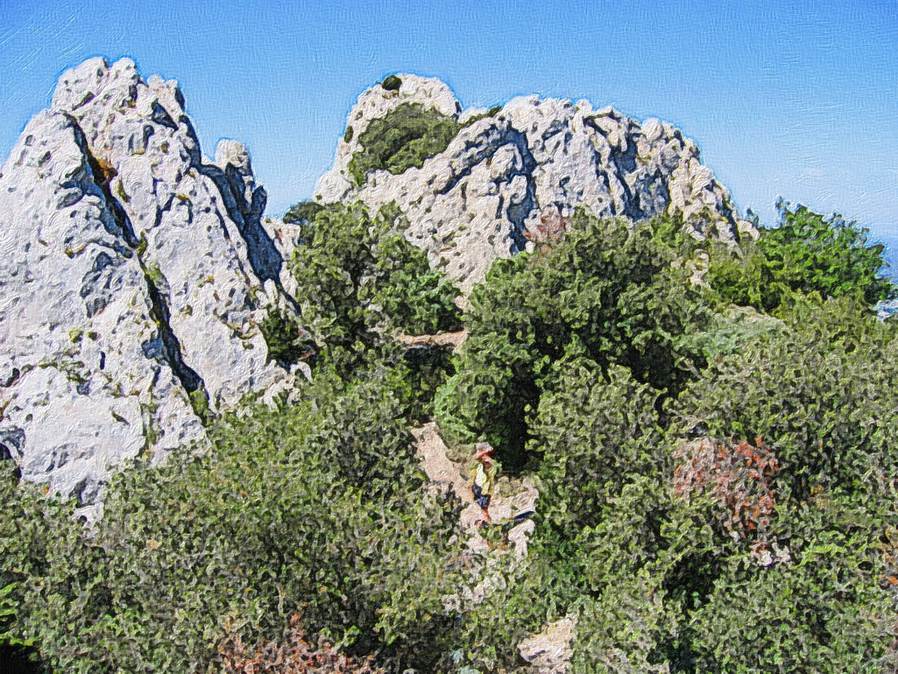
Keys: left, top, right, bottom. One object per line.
{"left": 450, "top": 549, "right": 581, "bottom": 672}
{"left": 380, "top": 75, "right": 402, "bottom": 91}
{"left": 343, "top": 125, "right": 354, "bottom": 143}
{"left": 436, "top": 211, "right": 710, "bottom": 465}
{"left": 259, "top": 305, "right": 314, "bottom": 366}
{"left": 674, "top": 297, "right": 898, "bottom": 500}
{"left": 0, "top": 583, "right": 15, "bottom": 641}
{"left": 188, "top": 387, "right": 211, "bottom": 422}
{"left": 435, "top": 212, "right": 898, "bottom": 670}
{"left": 531, "top": 361, "right": 666, "bottom": 530}
{"left": 283, "top": 199, "right": 324, "bottom": 227}
{"left": 689, "top": 494, "right": 896, "bottom": 672}
{"left": 347, "top": 103, "right": 460, "bottom": 185}
{"left": 0, "top": 366, "right": 464, "bottom": 672}
{"left": 707, "top": 204, "right": 895, "bottom": 312}
{"left": 290, "top": 201, "right": 461, "bottom": 374}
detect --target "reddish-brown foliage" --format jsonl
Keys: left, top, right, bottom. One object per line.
{"left": 523, "top": 209, "right": 569, "bottom": 251}
{"left": 219, "top": 614, "right": 385, "bottom": 674}
{"left": 674, "top": 437, "right": 779, "bottom": 541}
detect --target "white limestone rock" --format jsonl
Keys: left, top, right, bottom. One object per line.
{"left": 316, "top": 73, "right": 460, "bottom": 203}
{"left": 316, "top": 76, "right": 756, "bottom": 290}
{"left": 518, "top": 616, "right": 577, "bottom": 674}
{"left": 0, "top": 58, "right": 301, "bottom": 513}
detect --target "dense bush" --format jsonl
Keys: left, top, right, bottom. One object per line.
{"left": 220, "top": 612, "right": 385, "bottom": 673}
{"left": 674, "top": 297, "right": 898, "bottom": 500}
{"left": 347, "top": 103, "right": 460, "bottom": 185}
{"left": 434, "top": 209, "right": 898, "bottom": 671}
{"left": 0, "top": 365, "right": 465, "bottom": 672}
{"left": 707, "top": 203, "right": 895, "bottom": 312}
{"left": 259, "top": 306, "right": 316, "bottom": 366}
{"left": 283, "top": 200, "right": 324, "bottom": 226}
{"left": 531, "top": 361, "right": 666, "bottom": 530}
{"left": 290, "top": 201, "right": 461, "bottom": 374}
{"left": 435, "top": 210, "right": 710, "bottom": 466}
{"left": 380, "top": 75, "right": 402, "bottom": 92}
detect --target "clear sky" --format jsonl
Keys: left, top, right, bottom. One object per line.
{"left": 1, "top": 0, "right": 896, "bottom": 238}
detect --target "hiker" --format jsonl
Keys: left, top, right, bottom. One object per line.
{"left": 470, "top": 442, "right": 499, "bottom": 525}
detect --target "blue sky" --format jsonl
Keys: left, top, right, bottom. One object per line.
{"left": 1, "top": 0, "right": 896, "bottom": 240}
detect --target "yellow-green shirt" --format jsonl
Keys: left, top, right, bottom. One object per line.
{"left": 470, "top": 461, "right": 498, "bottom": 495}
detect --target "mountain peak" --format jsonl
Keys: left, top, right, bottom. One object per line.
{"left": 316, "top": 74, "right": 755, "bottom": 289}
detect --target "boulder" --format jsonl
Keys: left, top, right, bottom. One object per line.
{"left": 517, "top": 617, "right": 577, "bottom": 674}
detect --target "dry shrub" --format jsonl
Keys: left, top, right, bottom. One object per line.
{"left": 219, "top": 614, "right": 385, "bottom": 674}
{"left": 674, "top": 436, "right": 779, "bottom": 543}
{"left": 523, "top": 209, "right": 569, "bottom": 251}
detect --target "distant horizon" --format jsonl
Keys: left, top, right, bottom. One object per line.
{"left": 2, "top": 1, "right": 896, "bottom": 238}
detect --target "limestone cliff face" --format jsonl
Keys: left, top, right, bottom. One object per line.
{"left": 0, "top": 57, "right": 299, "bottom": 517}
{"left": 316, "top": 74, "right": 755, "bottom": 290}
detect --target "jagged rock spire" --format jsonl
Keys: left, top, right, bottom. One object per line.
{"left": 0, "top": 57, "right": 299, "bottom": 518}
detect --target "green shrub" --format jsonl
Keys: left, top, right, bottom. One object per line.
{"left": 435, "top": 210, "right": 710, "bottom": 465}
{"left": 283, "top": 199, "right": 324, "bottom": 226}
{"left": 6, "top": 192, "right": 898, "bottom": 672}
{"left": 259, "top": 305, "right": 315, "bottom": 366}
{"left": 707, "top": 204, "right": 895, "bottom": 312}
{"left": 460, "top": 104, "right": 503, "bottom": 127}
{"left": 450, "top": 549, "right": 581, "bottom": 672}
{"left": 688, "top": 494, "right": 896, "bottom": 672}
{"left": 380, "top": 75, "right": 402, "bottom": 91}
{"left": 531, "top": 361, "right": 666, "bottom": 530}
{"left": 290, "top": 201, "right": 461, "bottom": 374}
{"left": 347, "top": 103, "right": 460, "bottom": 185}
{"left": 673, "top": 297, "right": 898, "bottom": 501}
{"left": 1, "top": 366, "right": 465, "bottom": 672}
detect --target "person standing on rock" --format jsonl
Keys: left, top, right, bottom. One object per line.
{"left": 470, "top": 442, "right": 499, "bottom": 525}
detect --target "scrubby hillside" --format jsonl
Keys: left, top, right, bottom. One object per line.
{"left": 2, "top": 62, "right": 897, "bottom": 673}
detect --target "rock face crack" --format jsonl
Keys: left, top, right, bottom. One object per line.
{"left": 504, "top": 130, "right": 539, "bottom": 253}
{"left": 142, "top": 272, "right": 207, "bottom": 403}
{"left": 72, "top": 115, "right": 210, "bottom": 416}
{"left": 584, "top": 116, "right": 641, "bottom": 220}
{"left": 195, "top": 161, "right": 283, "bottom": 287}
{"left": 69, "top": 118, "right": 141, "bottom": 250}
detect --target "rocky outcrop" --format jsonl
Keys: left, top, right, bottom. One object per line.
{"left": 316, "top": 74, "right": 756, "bottom": 290}
{"left": 517, "top": 617, "right": 577, "bottom": 674}
{"left": 0, "top": 57, "right": 299, "bottom": 518}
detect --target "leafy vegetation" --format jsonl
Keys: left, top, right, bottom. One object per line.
{"left": 3, "top": 198, "right": 897, "bottom": 672}
{"left": 283, "top": 200, "right": 324, "bottom": 227}
{"left": 0, "top": 366, "right": 464, "bottom": 672}
{"left": 347, "top": 103, "right": 460, "bottom": 185}
{"left": 290, "top": 201, "right": 461, "bottom": 374}
{"left": 259, "top": 306, "right": 315, "bottom": 366}
{"left": 380, "top": 75, "right": 402, "bottom": 92}
{"left": 435, "top": 209, "right": 709, "bottom": 467}
{"left": 707, "top": 202, "right": 895, "bottom": 312}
